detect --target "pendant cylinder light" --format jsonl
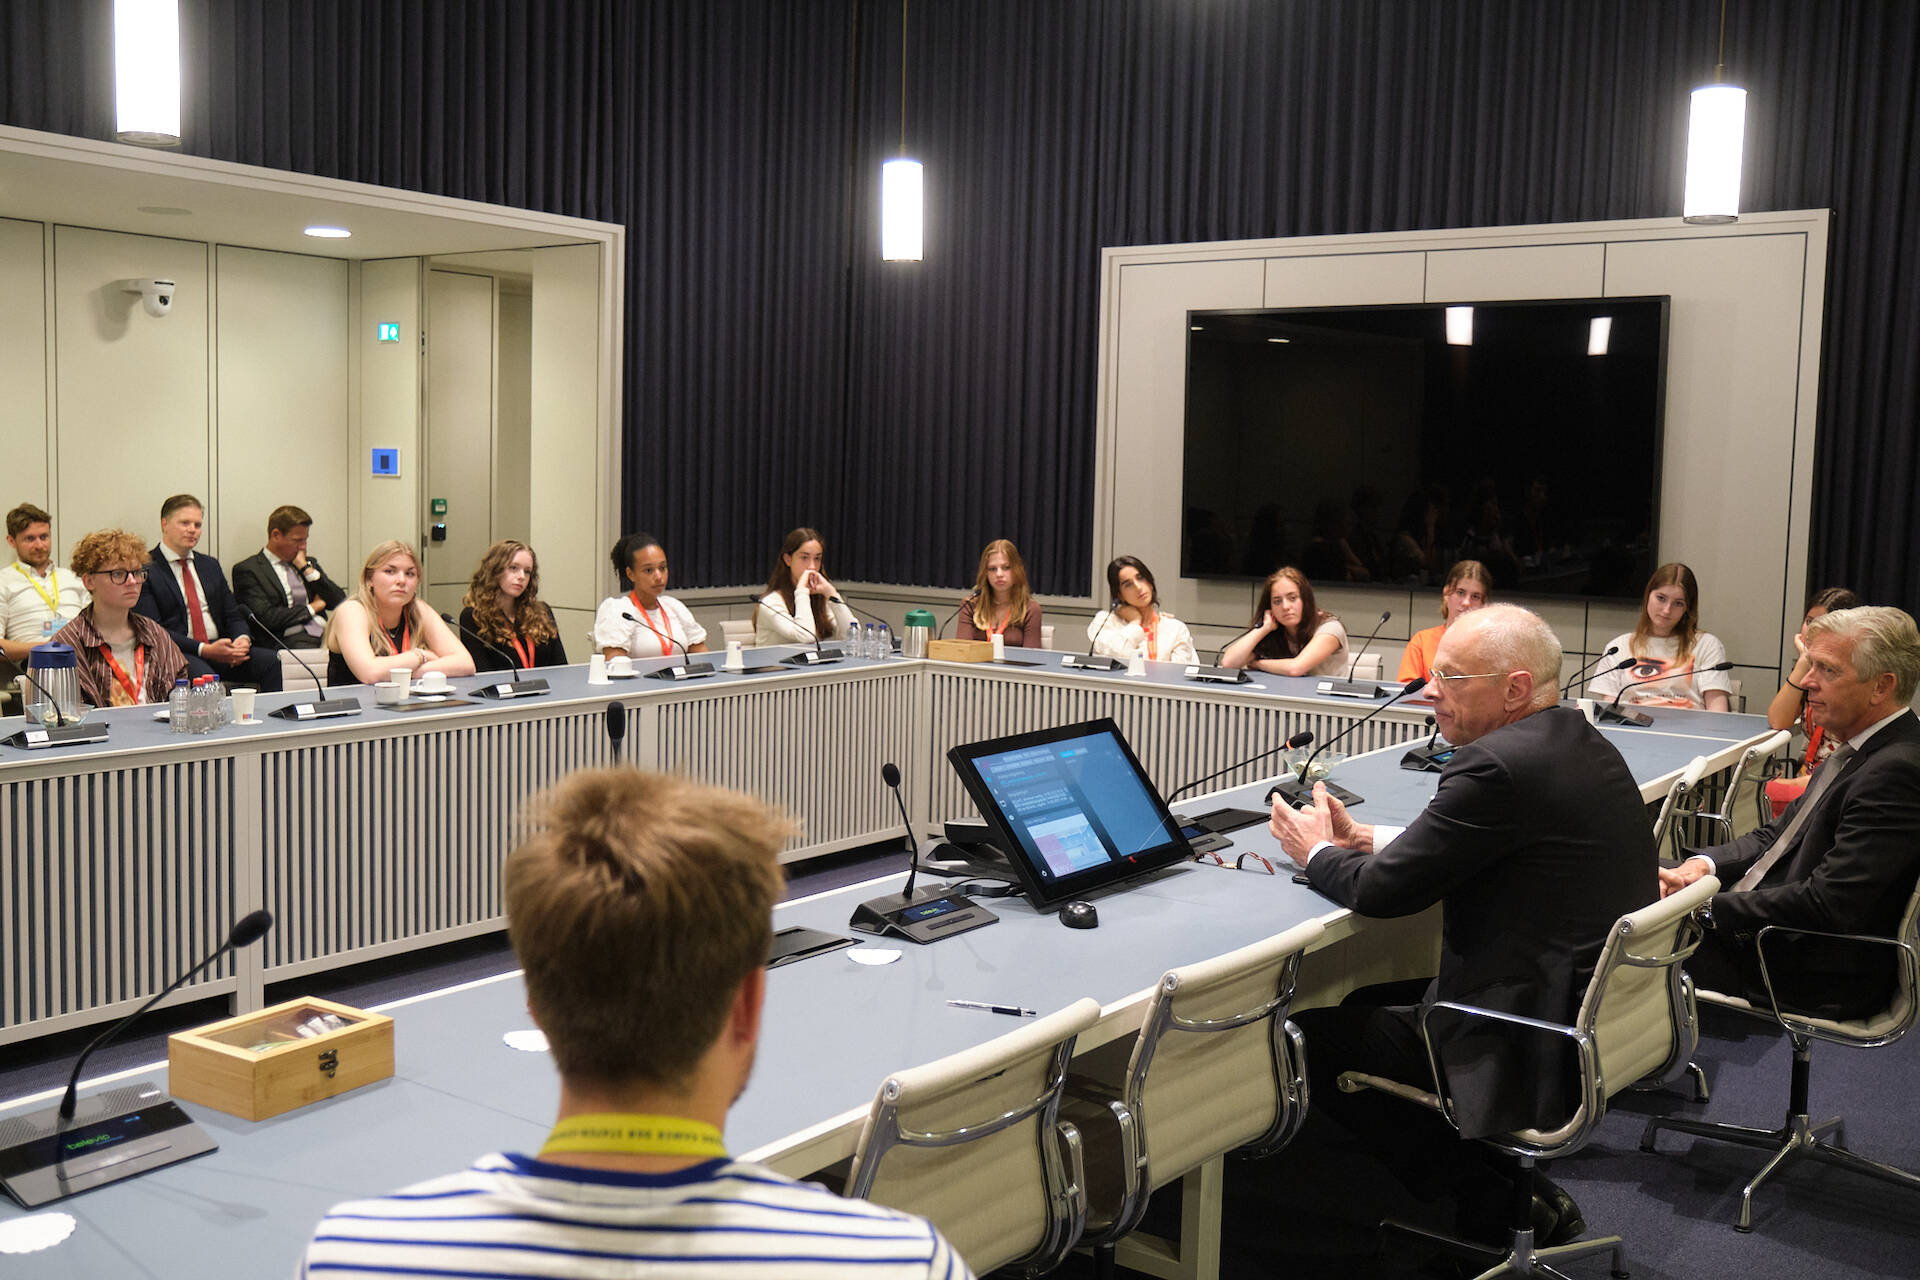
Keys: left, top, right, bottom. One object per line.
{"left": 1683, "top": 84, "right": 1746, "bottom": 223}
{"left": 115, "top": 0, "right": 182, "bottom": 146}
{"left": 881, "top": 158, "right": 924, "bottom": 262}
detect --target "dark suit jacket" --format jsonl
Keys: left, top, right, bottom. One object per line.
{"left": 231, "top": 550, "right": 346, "bottom": 647}
{"left": 1691, "top": 711, "right": 1920, "bottom": 1018}
{"left": 135, "top": 546, "right": 251, "bottom": 660}
{"left": 1307, "top": 704, "right": 1658, "bottom": 1138}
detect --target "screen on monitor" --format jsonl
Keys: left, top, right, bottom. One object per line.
{"left": 947, "top": 718, "right": 1193, "bottom": 906}
{"left": 1182, "top": 296, "right": 1668, "bottom": 602}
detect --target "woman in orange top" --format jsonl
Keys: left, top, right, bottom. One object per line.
{"left": 1397, "top": 560, "right": 1492, "bottom": 682}
{"left": 1763, "top": 586, "right": 1860, "bottom": 813}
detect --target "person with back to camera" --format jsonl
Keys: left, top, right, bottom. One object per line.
{"left": 458, "top": 540, "right": 568, "bottom": 672}
{"left": 755, "top": 527, "right": 855, "bottom": 646}
{"left": 954, "top": 539, "right": 1044, "bottom": 647}
{"left": 1397, "top": 559, "right": 1492, "bottom": 683}
{"left": 1085, "top": 555, "right": 1196, "bottom": 664}
{"left": 49, "top": 528, "right": 187, "bottom": 708}
{"left": 1267, "top": 604, "right": 1658, "bottom": 1247}
{"left": 301, "top": 766, "right": 971, "bottom": 1278}
{"left": 1583, "top": 562, "right": 1733, "bottom": 711}
{"left": 594, "top": 532, "right": 709, "bottom": 659}
{"left": 324, "top": 540, "right": 475, "bottom": 687}
{"left": 1762, "top": 586, "right": 1859, "bottom": 812}
{"left": 1219, "top": 566, "right": 1348, "bottom": 677}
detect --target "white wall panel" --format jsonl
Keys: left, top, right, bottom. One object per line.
{"left": 1262, "top": 251, "right": 1426, "bottom": 307}
{"left": 214, "top": 246, "right": 350, "bottom": 571}
{"left": 529, "top": 243, "right": 604, "bottom": 633}
{"left": 1424, "top": 244, "right": 1605, "bottom": 301}
{"left": 0, "top": 219, "right": 49, "bottom": 514}
{"left": 53, "top": 227, "right": 211, "bottom": 544}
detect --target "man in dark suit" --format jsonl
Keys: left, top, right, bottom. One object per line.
{"left": 134, "top": 493, "right": 282, "bottom": 691}
{"left": 1268, "top": 604, "right": 1658, "bottom": 1244}
{"left": 1663, "top": 605, "right": 1920, "bottom": 1020}
{"left": 231, "top": 504, "right": 346, "bottom": 651}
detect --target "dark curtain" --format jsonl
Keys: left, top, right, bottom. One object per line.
{"left": 3, "top": 1, "right": 1917, "bottom": 602}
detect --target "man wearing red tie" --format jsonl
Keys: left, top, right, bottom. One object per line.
{"left": 134, "top": 493, "right": 282, "bottom": 691}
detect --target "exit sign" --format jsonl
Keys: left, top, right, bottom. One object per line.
{"left": 377, "top": 322, "right": 401, "bottom": 343}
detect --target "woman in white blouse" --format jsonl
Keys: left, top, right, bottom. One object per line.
{"left": 755, "top": 527, "right": 855, "bottom": 646}
{"left": 593, "top": 533, "right": 709, "bottom": 659}
{"left": 1584, "top": 562, "right": 1732, "bottom": 711}
{"left": 1085, "top": 556, "right": 1197, "bottom": 664}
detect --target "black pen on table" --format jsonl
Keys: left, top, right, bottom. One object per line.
{"left": 946, "top": 999, "right": 1038, "bottom": 1017}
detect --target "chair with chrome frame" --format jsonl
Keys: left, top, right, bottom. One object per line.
{"left": 1640, "top": 881, "right": 1920, "bottom": 1231}
{"left": 1677, "top": 730, "right": 1793, "bottom": 849}
{"left": 1060, "top": 918, "right": 1324, "bottom": 1280}
{"left": 1649, "top": 755, "right": 1713, "bottom": 860}
{"left": 1338, "top": 876, "right": 1717, "bottom": 1279}
{"left": 844, "top": 996, "right": 1100, "bottom": 1277}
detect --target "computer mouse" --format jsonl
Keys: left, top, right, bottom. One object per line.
{"left": 1060, "top": 900, "right": 1099, "bottom": 929}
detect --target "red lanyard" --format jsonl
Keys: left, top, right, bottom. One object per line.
{"left": 99, "top": 643, "right": 147, "bottom": 704}
{"left": 507, "top": 634, "right": 535, "bottom": 668}
{"left": 1140, "top": 612, "right": 1160, "bottom": 661}
{"left": 986, "top": 604, "right": 1010, "bottom": 636}
{"left": 628, "top": 592, "right": 675, "bottom": 654}
{"left": 387, "top": 620, "right": 413, "bottom": 655}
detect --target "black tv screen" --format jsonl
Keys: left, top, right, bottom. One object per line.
{"left": 1181, "top": 297, "right": 1668, "bottom": 602}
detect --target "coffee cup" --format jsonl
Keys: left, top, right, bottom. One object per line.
{"left": 416, "top": 670, "right": 450, "bottom": 694}
{"left": 588, "top": 654, "right": 609, "bottom": 684}
{"left": 375, "top": 681, "right": 404, "bottom": 705}
{"left": 606, "top": 656, "right": 635, "bottom": 678}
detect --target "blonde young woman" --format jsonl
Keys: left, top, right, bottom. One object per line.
{"left": 1397, "top": 560, "right": 1492, "bottom": 682}
{"left": 459, "top": 540, "right": 568, "bottom": 672}
{"left": 954, "top": 539, "right": 1044, "bottom": 647}
{"left": 325, "top": 541, "right": 474, "bottom": 687}
{"left": 1584, "top": 562, "right": 1732, "bottom": 711}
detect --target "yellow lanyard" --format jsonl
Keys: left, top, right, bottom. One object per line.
{"left": 539, "top": 1113, "right": 727, "bottom": 1159}
{"left": 13, "top": 562, "right": 59, "bottom": 614}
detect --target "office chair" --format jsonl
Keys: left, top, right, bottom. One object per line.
{"left": 1674, "top": 730, "right": 1792, "bottom": 848}
{"left": 1061, "top": 918, "right": 1323, "bottom": 1280}
{"left": 845, "top": 996, "right": 1100, "bottom": 1276}
{"left": 1641, "top": 881, "right": 1920, "bottom": 1231}
{"left": 1340, "top": 876, "right": 1716, "bottom": 1278}
{"left": 1649, "top": 755, "right": 1712, "bottom": 859}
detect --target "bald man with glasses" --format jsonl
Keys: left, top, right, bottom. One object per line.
{"left": 1268, "top": 604, "right": 1658, "bottom": 1247}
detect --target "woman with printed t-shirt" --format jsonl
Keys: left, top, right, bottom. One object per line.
{"left": 594, "top": 533, "right": 709, "bottom": 660}
{"left": 1585, "top": 562, "right": 1732, "bottom": 712}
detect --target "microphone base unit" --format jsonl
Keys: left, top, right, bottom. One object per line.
{"left": 643, "top": 663, "right": 718, "bottom": 682}
{"left": 0, "top": 1082, "right": 216, "bottom": 1208}
{"left": 1268, "top": 777, "right": 1365, "bottom": 810}
{"left": 1173, "top": 807, "right": 1270, "bottom": 835}
{"left": 472, "top": 678, "right": 553, "bottom": 699}
{"left": 848, "top": 885, "right": 999, "bottom": 944}
{"left": 1399, "top": 741, "right": 1455, "bottom": 773}
{"left": 1183, "top": 664, "right": 1251, "bottom": 685}
{"left": 782, "top": 649, "right": 846, "bottom": 666}
{"left": 1061, "top": 654, "right": 1123, "bottom": 671}
{"left": 1596, "top": 703, "right": 1654, "bottom": 727}
{"left": 1316, "top": 678, "right": 1397, "bottom": 699}
{"left": 6, "top": 721, "right": 110, "bottom": 750}
{"left": 269, "top": 697, "right": 363, "bottom": 721}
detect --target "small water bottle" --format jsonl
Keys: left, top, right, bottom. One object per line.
{"left": 877, "top": 623, "right": 892, "bottom": 657}
{"left": 195, "top": 676, "right": 216, "bottom": 733}
{"left": 861, "top": 621, "right": 877, "bottom": 659}
{"left": 213, "top": 676, "right": 229, "bottom": 726}
{"left": 169, "top": 677, "right": 190, "bottom": 733}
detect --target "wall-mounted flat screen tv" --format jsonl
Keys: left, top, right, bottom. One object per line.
{"left": 1182, "top": 297, "right": 1668, "bottom": 602}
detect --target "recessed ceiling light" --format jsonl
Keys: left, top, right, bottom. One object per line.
{"left": 137, "top": 205, "right": 193, "bottom": 216}
{"left": 304, "top": 225, "right": 352, "bottom": 239}
{"left": 1190, "top": 325, "right": 1204, "bottom": 331}
{"left": 1266, "top": 337, "right": 1290, "bottom": 343}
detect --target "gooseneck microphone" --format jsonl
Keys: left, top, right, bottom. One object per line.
{"left": 444, "top": 612, "right": 555, "bottom": 698}
{"left": 849, "top": 763, "right": 999, "bottom": 942}
{"left": 1597, "top": 661, "right": 1735, "bottom": 726}
{"left": 1400, "top": 714, "right": 1451, "bottom": 773}
{"left": 744, "top": 594, "right": 840, "bottom": 665}
{"left": 5, "top": 661, "right": 111, "bottom": 748}
{"left": 1559, "top": 645, "right": 1627, "bottom": 697}
{"left": 1346, "top": 610, "right": 1393, "bottom": 680}
{"left": 883, "top": 762, "right": 924, "bottom": 899}
{"left": 1272, "top": 676, "right": 1430, "bottom": 808}
{"left": 1166, "top": 730, "right": 1315, "bottom": 804}
{"left": 605, "top": 701, "right": 627, "bottom": 758}
{"left": 830, "top": 596, "right": 901, "bottom": 653}
{"left": 1064, "top": 600, "right": 1125, "bottom": 671}
{"left": 934, "top": 600, "right": 966, "bottom": 639}
{"left": 60, "top": 910, "right": 274, "bottom": 1121}
{"left": 619, "top": 610, "right": 715, "bottom": 681}
{"left": 241, "top": 606, "right": 325, "bottom": 693}
{"left": 242, "top": 607, "right": 364, "bottom": 720}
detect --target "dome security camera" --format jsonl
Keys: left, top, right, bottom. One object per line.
{"left": 119, "top": 278, "right": 177, "bottom": 318}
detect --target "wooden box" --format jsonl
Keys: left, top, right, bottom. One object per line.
{"left": 168, "top": 996, "right": 394, "bottom": 1121}
{"left": 926, "top": 638, "right": 994, "bottom": 663}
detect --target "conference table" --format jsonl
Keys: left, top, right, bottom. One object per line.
{"left": 0, "top": 649, "right": 1775, "bottom": 1276}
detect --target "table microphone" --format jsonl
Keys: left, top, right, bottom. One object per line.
{"left": 743, "top": 594, "right": 841, "bottom": 665}
{"left": 3, "top": 664, "right": 111, "bottom": 747}
{"left": 1348, "top": 610, "right": 1392, "bottom": 678}
{"left": 444, "top": 612, "right": 553, "bottom": 697}
{"left": 240, "top": 606, "right": 327, "bottom": 695}
{"left": 849, "top": 763, "right": 998, "bottom": 942}
{"left": 1064, "top": 600, "right": 1125, "bottom": 671}
{"left": 1598, "top": 662, "right": 1734, "bottom": 726}
{"left": 1272, "top": 676, "right": 1429, "bottom": 808}
{"left": 614, "top": 609, "right": 716, "bottom": 682}
{"left": 60, "top": 910, "right": 274, "bottom": 1121}
{"left": 829, "top": 596, "right": 903, "bottom": 653}
{"left": 1400, "top": 714, "right": 1451, "bottom": 773}
{"left": 242, "top": 607, "right": 362, "bottom": 720}
{"left": 1166, "top": 730, "right": 1315, "bottom": 804}
{"left": 1320, "top": 610, "right": 1394, "bottom": 697}
{"left": 1559, "top": 646, "right": 1628, "bottom": 697}
{"left": 933, "top": 600, "right": 966, "bottom": 639}
{"left": 605, "top": 700, "right": 626, "bottom": 759}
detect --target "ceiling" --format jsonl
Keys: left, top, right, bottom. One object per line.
{"left": 0, "top": 125, "right": 610, "bottom": 260}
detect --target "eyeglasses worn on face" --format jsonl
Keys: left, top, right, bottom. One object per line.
{"left": 1429, "top": 669, "right": 1513, "bottom": 685}
{"left": 102, "top": 568, "right": 149, "bottom": 584}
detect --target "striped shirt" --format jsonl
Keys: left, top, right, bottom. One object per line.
{"left": 301, "top": 1153, "right": 974, "bottom": 1279}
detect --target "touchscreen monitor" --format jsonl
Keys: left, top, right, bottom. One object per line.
{"left": 947, "top": 718, "right": 1193, "bottom": 906}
